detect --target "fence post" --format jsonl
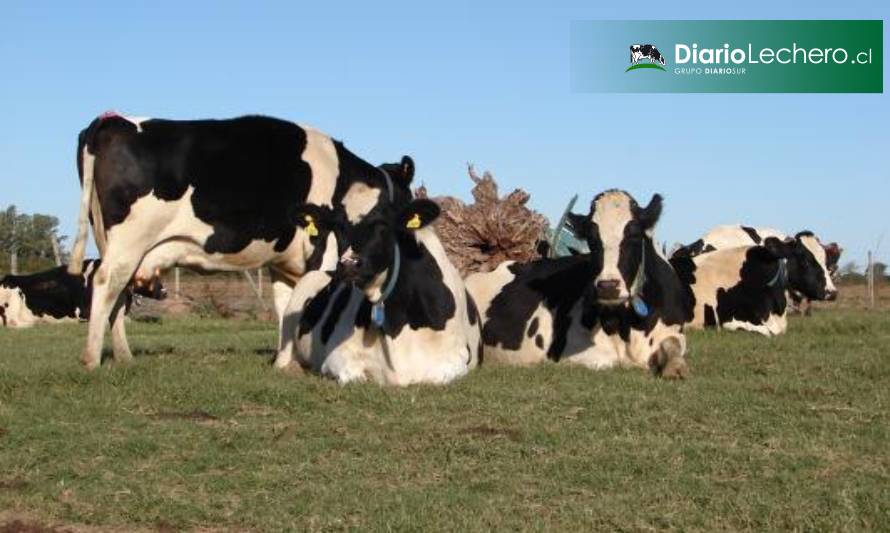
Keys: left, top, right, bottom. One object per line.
{"left": 257, "top": 268, "right": 263, "bottom": 298}
{"left": 242, "top": 270, "right": 269, "bottom": 311}
{"left": 10, "top": 249, "right": 17, "bottom": 275}
{"left": 867, "top": 251, "right": 874, "bottom": 309}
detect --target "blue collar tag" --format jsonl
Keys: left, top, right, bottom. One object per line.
{"left": 631, "top": 296, "right": 649, "bottom": 318}
{"left": 371, "top": 302, "right": 386, "bottom": 328}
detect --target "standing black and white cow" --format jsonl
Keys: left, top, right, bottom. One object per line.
{"left": 68, "top": 112, "right": 414, "bottom": 369}
{"left": 676, "top": 225, "right": 839, "bottom": 312}
{"left": 465, "top": 190, "right": 690, "bottom": 377}
{"left": 630, "top": 44, "right": 666, "bottom": 65}
{"left": 276, "top": 199, "right": 481, "bottom": 385}
{"left": 0, "top": 260, "right": 163, "bottom": 328}
{"left": 669, "top": 238, "right": 793, "bottom": 336}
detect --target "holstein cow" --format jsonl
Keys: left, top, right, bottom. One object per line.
{"left": 630, "top": 44, "right": 666, "bottom": 65}
{"left": 276, "top": 199, "right": 481, "bottom": 385}
{"left": 68, "top": 112, "right": 414, "bottom": 369}
{"left": 677, "top": 225, "right": 839, "bottom": 314}
{"left": 465, "top": 190, "right": 690, "bottom": 378}
{"left": 669, "top": 238, "right": 793, "bottom": 336}
{"left": 0, "top": 260, "right": 163, "bottom": 328}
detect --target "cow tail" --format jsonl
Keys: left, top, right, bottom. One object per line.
{"left": 68, "top": 119, "right": 108, "bottom": 275}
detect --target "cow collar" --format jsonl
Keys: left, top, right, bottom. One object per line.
{"left": 378, "top": 166, "right": 395, "bottom": 202}
{"left": 767, "top": 259, "right": 787, "bottom": 288}
{"left": 370, "top": 166, "right": 400, "bottom": 328}
{"left": 370, "top": 242, "right": 401, "bottom": 328}
{"left": 628, "top": 241, "right": 649, "bottom": 318}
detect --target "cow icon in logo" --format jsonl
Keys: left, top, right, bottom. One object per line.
{"left": 630, "top": 44, "right": 666, "bottom": 65}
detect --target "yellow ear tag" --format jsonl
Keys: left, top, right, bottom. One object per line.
{"left": 304, "top": 215, "right": 318, "bottom": 237}
{"left": 406, "top": 213, "right": 422, "bottom": 229}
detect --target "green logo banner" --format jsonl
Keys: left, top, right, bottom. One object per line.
{"left": 571, "top": 20, "right": 883, "bottom": 93}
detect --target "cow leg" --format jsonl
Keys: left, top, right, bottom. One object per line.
{"left": 651, "top": 337, "right": 688, "bottom": 379}
{"left": 270, "top": 270, "right": 297, "bottom": 368}
{"left": 109, "top": 298, "right": 133, "bottom": 363}
{"left": 274, "top": 271, "right": 332, "bottom": 369}
{"left": 81, "top": 253, "right": 143, "bottom": 370}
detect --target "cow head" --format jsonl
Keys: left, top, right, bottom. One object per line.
{"left": 567, "top": 190, "right": 662, "bottom": 306}
{"left": 785, "top": 231, "right": 838, "bottom": 301}
{"left": 823, "top": 242, "right": 843, "bottom": 277}
{"left": 378, "top": 156, "right": 416, "bottom": 203}
{"left": 296, "top": 199, "right": 440, "bottom": 303}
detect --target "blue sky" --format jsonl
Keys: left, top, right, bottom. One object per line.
{"left": 1, "top": 1, "right": 887, "bottom": 266}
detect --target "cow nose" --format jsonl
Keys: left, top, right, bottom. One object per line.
{"left": 825, "top": 290, "right": 838, "bottom": 301}
{"left": 338, "top": 256, "right": 362, "bottom": 280}
{"left": 596, "top": 279, "right": 621, "bottom": 299}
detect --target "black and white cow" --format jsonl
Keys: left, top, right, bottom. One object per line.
{"left": 0, "top": 260, "right": 163, "bottom": 328}
{"left": 275, "top": 199, "right": 481, "bottom": 385}
{"left": 68, "top": 112, "right": 414, "bottom": 369}
{"left": 669, "top": 238, "right": 793, "bottom": 336}
{"left": 676, "top": 225, "right": 839, "bottom": 313}
{"left": 630, "top": 44, "right": 666, "bottom": 65}
{"left": 465, "top": 190, "right": 690, "bottom": 377}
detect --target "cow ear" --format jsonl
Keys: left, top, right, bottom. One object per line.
{"left": 399, "top": 199, "right": 440, "bottom": 231}
{"left": 399, "top": 156, "right": 415, "bottom": 185}
{"left": 290, "top": 203, "right": 331, "bottom": 237}
{"left": 638, "top": 194, "right": 663, "bottom": 231}
{"left": 763, "top": 237, "right": 793, "bottom": 259}
{"left": 565, "top": 212, "right": 589, "bottom": 239}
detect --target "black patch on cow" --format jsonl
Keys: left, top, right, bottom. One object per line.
{"left": 740, "top": 226, "right": 762, "bottom": 244}
{"left": 298, "top": 280, "right": 336, "bottom": 337}
{"left": 526, "top": 317, "right": 539, "bottom": 338}
{"left": 374, "top": 237, "right": 456, "bottom": 338}
{"left": 713, "top": 247, "right": 788, "bottom": 327}
{"left": 703, "top": 304, "right": 718, "bottom": 327}
{"left": 466, "top": 290, "right": 479, "bottom": 326}
{"left": 535, "top": 335, "right": 544, "bottom": 349}
{"left": 321, "top": 287, "right": 353, "bottom": 344}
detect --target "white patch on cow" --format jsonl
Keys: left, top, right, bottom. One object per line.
{"left": 301, "top": 126, "right": 339, "bottom": 208}
{"left": 798, "top": 234, "right": 837, "bottom": 293}
{"left": 464, "top": 260, "right": 516, "bottom": 322}
{"left": 591, "top": 191, "right": 634, "bottom": 300}
{"left": 122, "top": 115, "right": 150, "bottom": 132}
{"left": 700, "top": 225, "right": 786, "bottom": 251}
{"left": 341, "top": 183, "right": 381, "bottom": 223}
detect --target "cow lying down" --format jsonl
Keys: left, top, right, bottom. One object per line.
{"left": 679, "top": 225, "right": 839, "bottom": 314}
{"left": 465, "top": 190, "right": 690, "bottom": 378}
{"left": 276, "top": 199, "right": 481, "bottom": 385}
{"left": 0, "top": 260, "right": 164, "bottom": 328}
{"left": 669, "top": 238, "right": 792, "bottom": 336}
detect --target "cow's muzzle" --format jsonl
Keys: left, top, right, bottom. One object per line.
{"left": 825, "top": 289, "right": 838, "bottom": 302}
{"left": 595, "top": 279, "right": 626, "bottom": 304}
{"left": 337, "top": 256, "right": 362, "bottom": 283}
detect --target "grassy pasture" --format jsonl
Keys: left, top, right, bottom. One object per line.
{"left": 0, "top": 310, "right": 888, "bottom": 531}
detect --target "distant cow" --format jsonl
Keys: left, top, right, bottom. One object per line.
{"left": 670, "top": 238, "right": 793, "bottom": 336}
{"left": 465, "top": 190, "right": 690, "bottom": 378}
{"left": 630, "top": 44, "right": 666, "bottom": 65}
{"left": 676, "top": 225, "right": 839, "bottom": 314}
{"left": 68, "top": 113, "right": 414, "bottom": 369}
{"left": 276, "top": 199, "right": 481, "bottom": 385}
{"left": 0, "top": 260, "right": 164, "bottom": 328}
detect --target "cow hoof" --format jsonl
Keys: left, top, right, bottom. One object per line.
{"left": 660, "top": 356, "right": 689, "bottom": 380}
{"left": 81, "top": 355, "right": 101, "bottom": 371}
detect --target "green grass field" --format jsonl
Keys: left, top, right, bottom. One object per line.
{"left": 1, "top": 310, "right": 888, "bottom": 531}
